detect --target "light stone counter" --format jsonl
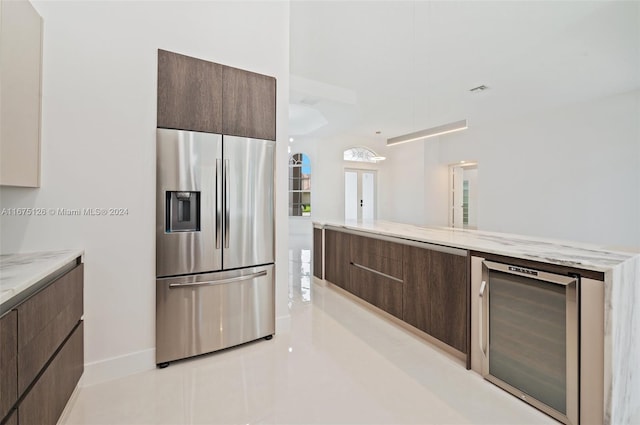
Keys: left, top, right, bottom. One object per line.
{"left": 314, "top": 220, "right": 639, "bottom": 425}
{"left": 314, "top": 220, "right": 637, "bottom": 271}
{"left": 0, "top": 249, "right": 84, "bottom": 314}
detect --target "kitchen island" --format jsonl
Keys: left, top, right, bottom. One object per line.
{"left": 0, "top": 250, "right": 84, "bottom": 425}
{"left": 314, "top": 220, "right": 639, "bottom": 425}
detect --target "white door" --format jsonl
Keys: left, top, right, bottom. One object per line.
{"left": 345, "top": 169, "right": 376, "bottom": 221}
{"left": 451, "top": 166, "right": 464, "bottom": 228}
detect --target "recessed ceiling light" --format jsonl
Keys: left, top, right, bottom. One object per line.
{"left": 460, "top": 160, "right": 466, "bottom": 164}
{"left": 289, "top": 137, "right": 294, "bottom": 142}
{"left": 470, "top": 85, "right": 489, "bottom": 93}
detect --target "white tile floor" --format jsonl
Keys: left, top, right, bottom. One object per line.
{"left": 61, "top": 232, "right": 556, "bottom": 424}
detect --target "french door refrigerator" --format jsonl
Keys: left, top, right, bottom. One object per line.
{"left": 155, "top": 128, "right": 275, "bottom": 366}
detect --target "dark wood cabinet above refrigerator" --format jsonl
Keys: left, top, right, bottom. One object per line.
{"left": 157, "top": 50, "right": 223, "bottom": 134}
{"left": 157, "top": 49, "right": 276, "bottom": 141}
{"left": 222, "top": 66, "right": 276, "bottom": 140}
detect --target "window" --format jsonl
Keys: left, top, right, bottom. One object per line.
{"left": 289, "top": 153, "right": 311, "bottom": 216}
{"left": 343, "top": 147, "right": 384, "bottom": 163}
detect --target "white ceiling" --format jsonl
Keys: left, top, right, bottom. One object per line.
{"left": 289, "top": 0, "right": 640, "bottom": 142}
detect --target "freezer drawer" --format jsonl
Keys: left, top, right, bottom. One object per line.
{"left": 155, "top": 265, "right": 274, "bottom": 364}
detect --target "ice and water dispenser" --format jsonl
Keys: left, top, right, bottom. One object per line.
{"left": 166, "top": 191, "right": 200, "bottom": 232}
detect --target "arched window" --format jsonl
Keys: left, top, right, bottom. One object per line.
{"left": 289, "top": 153, "right": 311, "bottom": 216}
{"left": 343, "top": 147, "right": 385, "bottom": 163}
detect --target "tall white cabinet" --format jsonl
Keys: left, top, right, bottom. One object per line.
{"left": 0, "top": 0, "right": 43, "bottom": 187}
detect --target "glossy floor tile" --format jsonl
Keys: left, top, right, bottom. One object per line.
{"left": 61, "top": 231, "right": 556, "bottom": 424}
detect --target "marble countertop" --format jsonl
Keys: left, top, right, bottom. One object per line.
{"left": 1, "top": 249, "right": 84, "bottom": 310}
{"left": 314, "top": 220, "right": 638, "bottom": 273}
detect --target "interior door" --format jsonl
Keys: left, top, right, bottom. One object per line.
{"left": 345, "top": 169, "right": 376, "bottom": 221}
{"left": 451, "top": 166, "right": 464, "bottom": 228}
{"left": 223, "top": 136, "right": 275, "bottom": 269}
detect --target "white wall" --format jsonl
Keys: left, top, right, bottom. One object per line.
{"left": 0, "top": 0, "right": 290, "bottom": 384}
{"left": 441, "top": 90, "right": 639, "bottom": 247}
{"left": 420, "top": 90, "right": 640, "bottom": 247}
{"left": 422, "top": 142, "right": 449, "bottom": 227}
{"left": 304, "top": 135, "right": 389, "bottom": 222}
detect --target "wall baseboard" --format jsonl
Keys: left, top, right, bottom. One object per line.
{"left": 81, "top": 348, "right": 156, "bottom": 387}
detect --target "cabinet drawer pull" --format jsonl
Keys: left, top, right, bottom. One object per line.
{"left": 350, "top": 262, "right": 403, "bottom": 283}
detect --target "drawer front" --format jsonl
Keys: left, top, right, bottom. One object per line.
{"left": 19, "top": 322, "right": 84, "bottom": 425}
{"left": 0, "top": 311, "right": 17, "bottom": 420}
{"left": 17, "top": 264, "right": 83, "bottom": 394}
{"left": 324, "top": 230, "right": 350, "bottom": 288}
{"left": 2, "top": 409, "right": 17, "bottom": 425}
{"left": 349, "top": 265, "right": 403, "bottom": 319}
{"left": 156, "top": 265, "right": 275, "bottom": 364}
{"left": 350, "top": 235, "right": 403, "bottom": 279}
{"left": 313, "top": 228, "right": 323, "bottom": 279}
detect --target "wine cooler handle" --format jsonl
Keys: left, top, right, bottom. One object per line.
{"left": 479, "top": 280, "right": 487, "bottom": 357}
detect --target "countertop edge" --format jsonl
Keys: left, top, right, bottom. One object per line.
{"left": 314, "top": 221, "right": 638, "bottom": 274}
{"left": 0, "top": 249, "right": 84, "bottom": 314}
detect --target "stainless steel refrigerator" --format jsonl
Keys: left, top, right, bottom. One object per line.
{"left": 155, "top": 128, "right": 275, "bottom": 366}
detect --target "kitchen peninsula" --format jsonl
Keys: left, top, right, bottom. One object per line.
{"left": 313, "top": 220, "right": 639, "bottom": 425}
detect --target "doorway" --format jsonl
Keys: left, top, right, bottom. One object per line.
{"left": 345, "top": 169, "right": 376, "bottom": 221}
{"left": 449, "top": 163, "right": 478, "bottom": 229}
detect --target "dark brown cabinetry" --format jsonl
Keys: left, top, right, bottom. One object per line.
{"left": 17, "top": 264, "right": 83, "bottom": 394}
{"left": 19, "top": 323, "right": 83, "bottom": 425}
{"left": 0, "top": 311, "right": 17, "bottom": 420}
{"left": 313, "top": 228, "right": 323, "bottom": 279}
{"left": 322, "top": 228, "right": 469, "bottom": 358}
{"left": 324, "top": 229, "right": 350, "bottom": 289}
{"left": 348, "top": 235, "right": 404, "bottom": 319}
{"left": 223, "top": 67, "right": 276, "bottom": 141}
{"left": 157, "top": 50, "right": 223, "bottom": 134}
{"left": 403, "top": 246, "right": 468, "bottom": 352}
{"left": 0, "top": 261, "right": 84, "bottom": 425}
{"left": 157, "top": 50, "right": 276, "bottom": 141}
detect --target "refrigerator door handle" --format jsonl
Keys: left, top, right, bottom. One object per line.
{"left": 215, "top": 159, "right": 222, "bottom": 249}
{"left": 169, "top": 270, "right": 268, "bottom": 289}
{"left": 224, "top": 159, "right": 230, "bottom": 249}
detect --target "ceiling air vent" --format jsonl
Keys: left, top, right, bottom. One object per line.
{"left": 470, "top": 85, "right": 489, "bottom": 93}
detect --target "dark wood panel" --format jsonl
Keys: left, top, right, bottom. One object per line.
{"left": 19, "top": 322, "right": 84, "bottom": 425}
{"left": 17, "top": 264, "right": 83, "bottom": 394}
{"left": 403, "top": 245, "right": 469, "bottom": 353}
{"left": 324, "top": 230, "right": 350, "bottom": 289}
{"left": 313, "top": 228, "right": 323, "bottom": 279}
{"left": 428, "top": 250, "right": 468, "bottom": 353}
{"left": 222, "top": 66, "right": 276, "bottom": 140}
{"left": 350, "top": 234, "right": 403, "bottom": 279}
{"left": 349, "top": 266, "right": 403, "bottom": 319}
{"left": 402, "top": 246, "right": 431, "bottom": 334}
{"left": 0, "top": 311, "right": 17, "bottom": 420}
{"left": 471, "top": 251, "right": 604, "bottom": 281}
{"left": 2, "top": 408, "right": 17, "bottom": 425}
{"left": 157, "top": 49, "right": 223, "bottom": 133}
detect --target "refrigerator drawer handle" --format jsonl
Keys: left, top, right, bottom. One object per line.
{"left": 169, "top": 270, "right": 268, "bottom": 288}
